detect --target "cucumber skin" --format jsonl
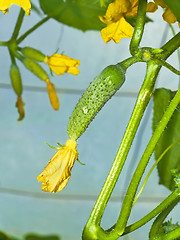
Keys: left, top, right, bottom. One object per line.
{"left": 10, "top": 64, "right": 23, "bottom": 96}
{"left": 67, "top": 64, "right": 125, "bottom": 140}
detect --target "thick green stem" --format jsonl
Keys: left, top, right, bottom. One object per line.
{"left": 130, "top": 0, "right": 147, "bottom": 55}
{"left": 8, "top": 49, "right": 16, "bottom": 65}
{"left": 123, "top": 191, "right": 180, "bottom": 236}
{"left": 116, "top": 83, "right": 180, "bottom": 234}
{"left": 17, "top": 16, "right": 49, "bottom": 44}
{"left": 83, "top": 61, "right": 159, "bottom": 240}
{"left": 169, "top": 24, "right": 180, "bottom": 87}
{"left": 11, "top": 9, "right": 25, "bottom": 40}
{"left": 149, "top": 198, "right": 180, "bottom": 239}
{"left": 161, "top": 32, "right": 180, "bottom": 60}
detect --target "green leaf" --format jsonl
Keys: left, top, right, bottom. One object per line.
{"left": 149, "top": 219, "right": 180, "bottom": 240}
{"left": 0, "top": 231, "right": 19, "bottom": 240}
{"left": 163, "top": 219, "right": 180, "bottom": 234}
{"left": 163, "top": 0, "right": 180, "bottom": 22}
{"left": 25, "top": 234, "right": 60, "bottom": 240}
{"left": 153, "top": 88, "right": 180, "bottom": 191}
{"left": 39, "top": 0, "right": 110, "bottom": 31}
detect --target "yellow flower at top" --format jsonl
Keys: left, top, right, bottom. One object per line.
{"left": 37, "top": 139, "right": 78, "bottom": 193}
{"left": 99, "top": 0, "right": 138, "bottom": 44}
{"left": 44, "top": 54, "right": 80, "bottom": 76}
{"left": 0, "top": 0, "right": 31, "bottom": 15}
{"left": 147, "top": 0, "right": 179, "bottom": 25}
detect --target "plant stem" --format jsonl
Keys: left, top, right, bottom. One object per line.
{"left": 83, "top": 61, "right": 160, "bottom": 240}
{"left": 0, "top": 41, "right": 9, "bottom": 46}
{"left": 123, "top": 191, "right": 180, "bottom": 236}
{"left": 116, "top": 84, "right": 180, "bottom": 234}
{"left": 133, "top": 140, "right": 180, "bottom": 205}
{"left": 8, "top": 49, "right": 16, "bottom": 65}
{"left": 169, "top": 24, "right": 180, "bottom": 87}
{"left": 149, "top": 197, "right": 180, "bottom": 239}
{"left": 11, "top": 9, "right": 25, "bottom": 40}
{"left": 154, "top": 58, "right": 180, "bottom": 75}
{"left": 161, "top": 32, "right": 180, "bottom": 60}
{"left": 17, "top": 16, "right": 49, "bottom": 44}
{"left": 130, "top": 0, "right": 147, "bottom": 55}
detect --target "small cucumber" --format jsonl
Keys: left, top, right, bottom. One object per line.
{"left": 10, "top": 64, "right": 23, "bottom": 96}
{"left": 67, "top": 64, "right": 125, "bottom": 140}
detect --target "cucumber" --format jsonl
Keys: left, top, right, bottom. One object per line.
{"left": 10, "top": 64, "right": 23, "bottom": 96}
{"left": 67, "top": 64, "right": 125, "bottom": 140}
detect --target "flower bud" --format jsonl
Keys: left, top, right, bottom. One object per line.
{"left": 20, "top": 47, "right": 45, "bottom": 62}
{"left": 45, "top": 78, "right": 59, "bottom": 110}
{"left": 22, "top": 58, "right": 48, "bottom": 81}
{"left": 9, "top": 64, "right": 23, "bottom": 96}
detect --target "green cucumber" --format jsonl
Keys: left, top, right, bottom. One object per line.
{"left": 67, "top": 64, "right": 126, "bottom": 140}
{"left": 10, "top": 64, "right": 23, "bottom": 96}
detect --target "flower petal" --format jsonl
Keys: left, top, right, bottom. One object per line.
{"left": 45, "top": 78, "right": 59, "bottom": 111}
{"left": 162, "top": 7, "right": 177, "bottom": 24}
{"left": 45, "top": 54, "right": 80, "bottom": 76}
{"left": 154, "top": 0, "right": 167, "bottom": 8}
{"left": 146, "top": 2, "right": 158, "bottom": 13}
{"left": 0, "top": 0, "right": 31, "bottom": 15}
{"left": 100, "top": 17, "right": 133, "bottom": 44}
{"left": 101, "top": 0, "right": 131, "bottom": 24}
{"left": 37, "top": 139, "right": 78, "bottom": 193}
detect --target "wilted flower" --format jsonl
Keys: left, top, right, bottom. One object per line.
{"left": 147, "top": 0, "right": 179, "bottom": 25}
{"left": 16, "top": 95, "right": 25, "bottom": 121}
{"left": 45, "top": 78, "right": 59, "bottom": 110}
{"left": 37, "top": 139, "right": 78, "bottom": 193}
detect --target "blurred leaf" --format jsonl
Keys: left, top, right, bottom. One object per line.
{"left": 153, "top": 88, "right": 180, "bottom": 191}
{"left": 25, "top": 234, "right": 60, "bottom": 240}
{"left": 0, "top": 231, "right": 19, "bottom": 240}
{"left": 100, "top": 0, "right": 114, "bottom": 7}
{"left": 0, "top": 232, "right": 60, "bottom": 240}
{"left": 39, "top": 0, "right": 110, "bottom": 31}
{"left": 163, "top": 0, "right": 180, "bottom": 22}
{"left": 0, "top": 232, "right": 11, "bottom": 240}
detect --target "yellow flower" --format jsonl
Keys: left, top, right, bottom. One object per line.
{"left": 37, "top": 139, "right": 78, "bottom": 193}
{"left": 99, "top": 0, "right": 138, "bottom": 44}
{"left": 44, "top": 54, "right": 80, "bottom": 76}
{"left": 147, "top": 0, "right": 179, "bottom": 25}
{"left": 0, "top": 0, "right": 31, "bottom": 15}
{"left": 45, "top": 78, "right": 59, "bottom": 111}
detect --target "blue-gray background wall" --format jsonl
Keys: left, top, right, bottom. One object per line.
{"left": 0, "top": 1, "right": 179, "bottom": 239}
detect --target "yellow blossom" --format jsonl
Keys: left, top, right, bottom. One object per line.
{"left": 44, "top": 54, "right": 80, "bottom": 76}
{"left": 99, "top": 0, "right": 138, "bottom": 44}
{"left": 0, "top": 0, "right": 31, "bottom": 15}
{"left": 147, "top": 0, "right": 179, "bottom": 25}
{"left": 45, "top": 78, "right": 59, "bottom": 111}
{"left": 37, "top": 139, "right": 78, "bottom": 193}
